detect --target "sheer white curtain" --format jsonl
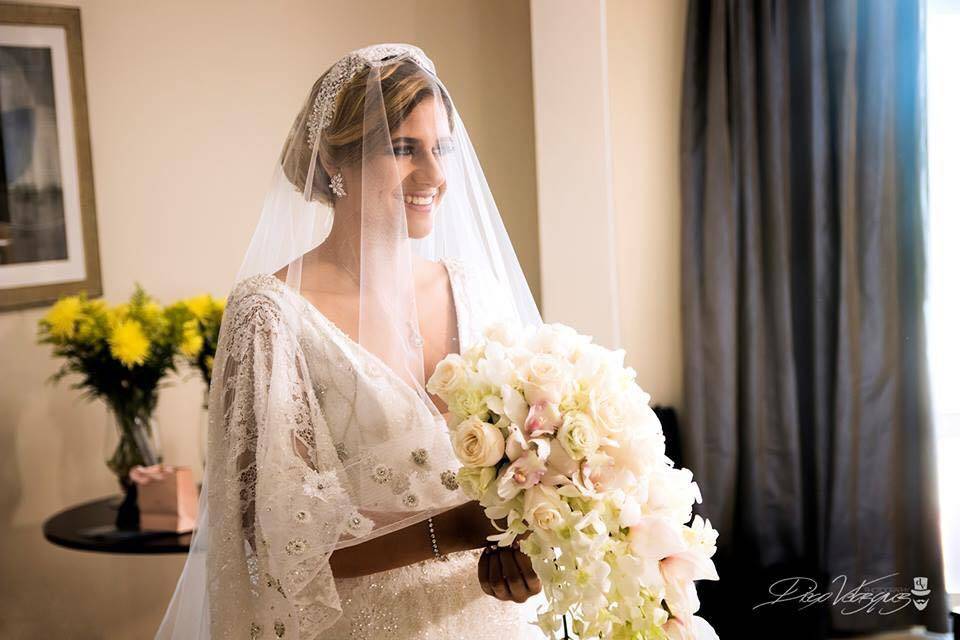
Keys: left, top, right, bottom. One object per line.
{"left": 925, "top": 0, "right": 960, "bottom": 597}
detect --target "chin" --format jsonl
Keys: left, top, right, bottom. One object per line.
{"left": 406, "top": 216, "right": 435, "bottom": 239}
{"left": 403, "top": 195, "right": 441, "bottom": 239}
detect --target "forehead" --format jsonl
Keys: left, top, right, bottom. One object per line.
{"left": 392, "top": 96, "right": 451, "bottom": 138}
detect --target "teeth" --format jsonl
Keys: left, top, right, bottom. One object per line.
{"left": 403, "top": 194, "right": 434, "bottom": 206}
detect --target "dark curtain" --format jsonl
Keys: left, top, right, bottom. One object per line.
{"left": 680, "top": 0, "right": 949, "bottom": 637}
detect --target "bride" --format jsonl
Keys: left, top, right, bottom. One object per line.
{"left": 156, "top": 44, "right": 552, "bottom": 638}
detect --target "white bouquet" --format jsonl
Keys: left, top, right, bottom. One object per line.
{"left": 427, "top": 321, "right": 720, "bottom": 640}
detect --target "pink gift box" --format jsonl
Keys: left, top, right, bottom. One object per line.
{"left": 135, "top": 466, "right": 199, "bottom": 533}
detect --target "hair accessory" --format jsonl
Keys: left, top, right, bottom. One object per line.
{"left": 305, "top": 43, "right": 436, "bottom": 148}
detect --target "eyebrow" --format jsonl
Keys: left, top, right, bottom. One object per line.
{"left": 391, "top": 136, "right": 454, "bottom": 145}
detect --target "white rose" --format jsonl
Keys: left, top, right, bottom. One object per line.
{"left": 593, "top": 395, "right": 630, "bottom": 437}
{"left": 557, "top": 410, "right": 600, "bottom": 460}
{"left": 452, "top": 416, "right": 506, "bottom": 467}
{"left": 570, "top": 343, "right": 618, "bottom": 385}
{"left": 449, "top": 385, "right": 491, "bottom": 421}
{"left": 523, "top": 485, "right": 565, "bottom": 530}
{"left": 426, "top": 356, "right": 468, "bottom": 400}
{"left": 528, "top": 323, "right": 590, "bottom": 358}
{"left": 595, "top": 390, "right": 658, "bottom": 439}
{"left": 520, "top": 353, "right": 570, "bottom": 405}
{"left": 482, "top": 320, "right": 519, "bottom": 346}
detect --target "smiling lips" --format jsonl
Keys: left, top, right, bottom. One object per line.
{"left": 399, "top": 190, "right": 437, "bottom": 211}
{"left": 404, "top": 193, "right": 434, "bottom": 205}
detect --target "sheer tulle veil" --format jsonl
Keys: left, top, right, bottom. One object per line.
{"left": 156, "top": 43, "right": 541, "bottom": 638}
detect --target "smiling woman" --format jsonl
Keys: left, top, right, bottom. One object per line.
{"left": 155, "top": 43, "right": 546, "bottom": 640}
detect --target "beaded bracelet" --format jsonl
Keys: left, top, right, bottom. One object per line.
{"left": 427, "top": 516, "right": 447, "bottom": 561}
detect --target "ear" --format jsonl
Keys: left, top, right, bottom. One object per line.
{"left": 318, "top": 157, "right": 337, "bottom": 178}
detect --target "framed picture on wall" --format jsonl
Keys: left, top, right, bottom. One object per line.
{"left": 0, "top": 3, "right": 101, "bottom": 311}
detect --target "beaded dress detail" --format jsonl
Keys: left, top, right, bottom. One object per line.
{"left": 205, "top": 256, "right": 547, "bottom": 639}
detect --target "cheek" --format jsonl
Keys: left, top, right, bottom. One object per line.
{"left": 396, "top": 163, "right": 417, "bottom": 191}
{"left": 361, "top": 158, "right": 405, "bottom": 194}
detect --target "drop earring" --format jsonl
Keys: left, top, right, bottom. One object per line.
{"left": 329, "top": 171, "right": 347, "bottom": 198}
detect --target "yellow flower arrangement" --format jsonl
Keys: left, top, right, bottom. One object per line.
{"left": 38, "top": 283, "right": 229, "bottom": 482}
{"left": 169, "top": 293, "right": 226, "bottom": 393}
{"left": 37, "top": 283, "right": 193, "bottom": 482}
{"left": 108, "top": 319, "right": 151, "bottom": 367}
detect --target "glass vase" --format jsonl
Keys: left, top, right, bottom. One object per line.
{"left": 104, "top": 399, "right": 162, "bottom": 530}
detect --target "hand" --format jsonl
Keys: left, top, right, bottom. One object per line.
{"left": 449, "top": 500, "right": 504, "bottom": 550}
{"left": 477, "top": 541, "right": 542, "bottom": 603}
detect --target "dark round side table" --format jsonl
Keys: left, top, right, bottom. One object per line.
{"left": 43, "top": 494, "right": 193, "bottom": 554}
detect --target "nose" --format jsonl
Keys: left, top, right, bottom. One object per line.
{"left": 412, "top": 147, "right": 445, "bottom": 187}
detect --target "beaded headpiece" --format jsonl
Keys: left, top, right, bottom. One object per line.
{"left": 305, "top": 43, "right": 436, "bottom": 149}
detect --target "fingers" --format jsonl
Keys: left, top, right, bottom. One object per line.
{"left": 478, "top": 544, "right": 542, "bottom": 602}
{"left": 477, "top": 547, "right": 495, "bottom": 598}
{"left": 512, "top": 547, "right": 542, "bottom": 594}
{"left": 508, "top": 538, "right": 541, "bottom": 593}
{"left": 498, "top": 546, "right": 531, "bottom": 603}
{"left": 487, "top": 547, "right": 512, "bottom": 601}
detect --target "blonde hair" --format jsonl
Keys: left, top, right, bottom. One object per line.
{"left": 282, "top": 59, "right": 454, "bottom": 204}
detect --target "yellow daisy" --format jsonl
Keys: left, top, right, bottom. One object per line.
{"left": 109, "top": 319, "right": 150, "bottom": 367}
{"left": 185, "top": 295, "right": 213, "bottom": 319}
{"left": 45, "top": 296, "right": 83, "bottom": 340}
{"left": 180, "top": 319, "right": 203, "bottom": 358}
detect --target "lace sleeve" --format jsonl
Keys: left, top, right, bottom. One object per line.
{"left": 209, "top": 287, "right": 358, "bottom": 639}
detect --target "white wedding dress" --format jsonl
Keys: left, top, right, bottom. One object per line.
{"left": 208, "top": 256, "right": 549, "bottom": 639}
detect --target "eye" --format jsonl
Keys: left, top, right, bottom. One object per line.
{"left": 392, "top": 144, "right": 414, "bottom": 157}
{"left": 434, "top": 142, "right": 456, "bottom": 157}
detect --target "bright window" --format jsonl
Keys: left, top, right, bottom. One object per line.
{"left": 925, "top": 0, "right": 960, "bottom": 596}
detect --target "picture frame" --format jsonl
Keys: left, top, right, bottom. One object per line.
{"left": 0, "top": 2, "right": 101, "bottom": 311}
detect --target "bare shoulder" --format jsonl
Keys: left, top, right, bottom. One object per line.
{"left": 413, "top": 255, "right": 461, "bottom": 290}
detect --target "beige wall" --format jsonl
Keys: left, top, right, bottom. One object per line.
{"left": 530, "top": 0, "right": 622, "bottom": 346}
{"left": 530, "top": 0, "right": 687, "bottom": 409}
{"left": 606, "top": 0, "right": 688, "bottom": 408}
{"left": 0, "top": 1, "right": 538, "bottom": 636}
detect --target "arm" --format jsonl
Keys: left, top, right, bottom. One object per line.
{"left": 329, "top": 499, "right": 501, "bottom": 578}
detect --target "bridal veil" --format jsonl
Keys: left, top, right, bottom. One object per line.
{"left": 156, "top": 43, "right": 541, "bottom": 638}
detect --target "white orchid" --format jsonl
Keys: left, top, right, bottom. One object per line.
{"left": 496, "top": 449, "right": 548, "bottom": 500}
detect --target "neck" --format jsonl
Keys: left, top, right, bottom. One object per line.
{"left": 303, "top": 200, "right": 415, "bottom": 291}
